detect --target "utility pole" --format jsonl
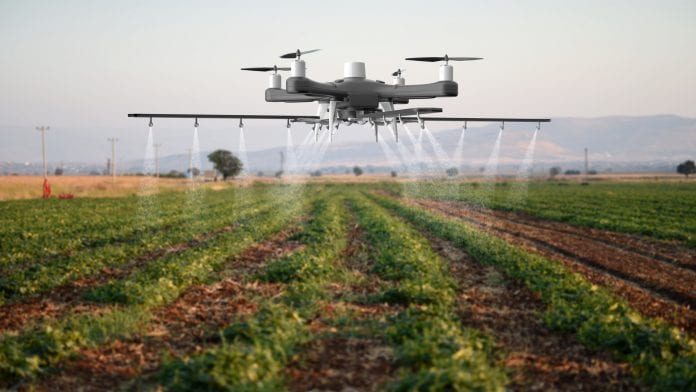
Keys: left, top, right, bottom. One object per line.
{"left": 36, "top": 126, "right": 50, "bottom": 178}
{"left": 108, "top": 138, "right": 118, "bottom": 183}
{"left": 584, "top": 147, "right": 589, "bottom": 175}
{"left": 154, "top": 143, "right": 162, "bottom": 178}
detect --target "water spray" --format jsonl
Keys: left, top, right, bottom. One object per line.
{"left": 452, "top": 122, "right": 467, "bottom": 166}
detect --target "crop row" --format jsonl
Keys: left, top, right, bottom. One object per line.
{"left": 389, "top": 181, "right": 696, "bottom": 247}
{"left": 369, "top": 191, "right": 696, "bottom": 391}
{"left": 0, "top": 189, "right": 310, "bottom": 382}
{"left": 350, "top": 193, "right": 506, "bottom": 391}
{"left": 158, "top": 193, "right": 351, "bottom": 390}
{"left": 0, "top": 190, "right": 270, "bottom": 302}
{"left": 0, "top": 187, "right": 254, "bottom": 267}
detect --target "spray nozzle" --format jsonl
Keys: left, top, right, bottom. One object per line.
{"left": 286, "top": 118, "right": 291, "bottom": 129}
{"left": 239, "top": 118, "right": 244, "bottom": 129}
{"left": 536, "top": 122, "right": 541, "bottom": 131}
{"left": 148, "top": 117, "right": 153, "bottom": 127}
{"left": 194, "top": 117, "right": 199, "bottom": 128}
{"left": 500, "top": 121, "right": 505, "bottom": 131}
{"left": 463, "top": 121, "right": 467, "bottom": 130}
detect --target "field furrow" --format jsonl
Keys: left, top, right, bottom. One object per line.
{"left": 369, "top": 191, "right": 696, "bottom": 391}
{"left": 427, "top": 234, "right": 640, "bottom": 390}
{"left": 0, "top": 191, "right": 308, "bottom": 385}
{"left": 408, "top": 196, "right": 696, "bottom": 316}
{"left": 31, "top": 223, "right": 305, "bottom": 391}
{"left": 1, "top": 181, "right": 695, "bottom": 390}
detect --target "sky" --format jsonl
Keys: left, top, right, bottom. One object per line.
{"left": 0, "top": 0, "right": 695, "bottom": 161}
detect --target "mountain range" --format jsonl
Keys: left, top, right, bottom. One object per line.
{"left": 1, "top": 115, "right": 694, "bottom": 175}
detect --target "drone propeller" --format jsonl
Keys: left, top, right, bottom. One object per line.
{"left": 241, "top": 65, "right": 291, "bottom": 73}
{"left": 391, "top": 68, "right": 406, "bottom": 77}
{"left": 280, "top": 49, "right": 321, "bottom": 59}
{"left": 405, "top": 55, "right": 483, "bottom": 64}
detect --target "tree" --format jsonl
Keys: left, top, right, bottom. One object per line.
{"left": 207, "top": 149, "right": 243, "bottom": 180}
{"left": 391, "top": 170, "right": 398, "bottom": 177}
{"left": 549, "top": 166, "right": 561, "bottom": 178}
{"left": 446, "top": 167, "right": 459, "bottom": 177}
{"left": 353, "top": 166, "right": 363, "bottom": 176}
{"left": 163, "top": 170, "right": 185, "bottom": 179}
{"left": 54, "top": 167, "right": 64, "bottom": 176}
{"left": 677, "top": 160, "right": 695, "bottom": 178}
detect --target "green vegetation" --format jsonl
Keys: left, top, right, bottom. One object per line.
{"left": 1, "top": 181, "right": 695, "bottom": 390}
{"left": 350, "top": 193, "right": 506, "bottom": 391}
{"left": 0, "top": 186, "right": 308, "bottom": 381}
{"left": 1, "top": 191, "right": 267, "bottom": 301}
{"left": 370, "top": 191, "right": 696, "bottom": 391}
{"left": 158, "top": 195, "right": 350, "bottom": 390}
{"left": 395, "top": 181, "right": 696, "bottom": 247}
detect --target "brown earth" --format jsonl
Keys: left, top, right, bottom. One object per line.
{"left": 429, "top": 235, "right": 643, "bottom": 391}
{"left": 394, "top": 194, "right": 696, "bottom": 334}
{"left": 0, "top": 224, "right": 238, "bottom": 333}
{"left": 285, "top": 218, "right": 399, "bottom": 392}
{"left": 28, "top": 225, "right": 303, "bottom": 391}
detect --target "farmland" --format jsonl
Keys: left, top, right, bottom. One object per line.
{"left": 0, "top": 180, "right": 694, "bottom": 391}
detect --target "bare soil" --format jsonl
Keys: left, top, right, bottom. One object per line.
{"left": 29, "top": 226, "right": 303, "bottom": 391}
{"left": 429, "top": 235, "right": 642, "bottom": 391}
{"left": 284, "top": 218, "right": 398, "bottom": 392}
{"left": 0, "top": 224, "right": 238, "bottom": 333}
{"left": 402, "top": 195, "right": 696, "bottom": 334}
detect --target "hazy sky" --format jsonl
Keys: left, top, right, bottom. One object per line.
{"left": 1, "top": 0, "right": 695, "bottom": 160}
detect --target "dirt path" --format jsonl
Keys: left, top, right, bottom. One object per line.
{"left": 0, "top": 224, "right": 238, "bottom": 333}
{"left": 403, "top": 196, "right": 696, "bottom": 334}
{"left": 284, "top": 219, "right": 399, "bottom": 392}
{"left": 29, "top": 226, "right": 303, "bottom": 391}
{"left": 428, "top": 235, "right": 643, "bottom": 391}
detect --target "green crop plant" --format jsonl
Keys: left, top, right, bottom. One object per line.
{"left": 370, "top": 191, "right": 696, "bottom": 391}
{"left": 349, "top": 192, "right": 507, "bottom": 391}
{"left": 158, "top": 193, "right": 352, "bottom": 391}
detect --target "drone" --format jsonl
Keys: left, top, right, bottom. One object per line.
{"left": 129, "top": 49, "right": 550, "bottom": 142}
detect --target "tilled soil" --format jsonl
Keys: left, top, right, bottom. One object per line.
{"left": 286, "top": 337, "right": 395, "bottom": 392}
{"left": 28, "top": 226, "right": 303, "bottom": 391}
{"left": 285, "top": 219, "right": 399, "bottom": 392}
{"left": 429, "top": 235, "right": 643, "bottom": 391}
{"left": 405, "top": 196, "right": 696, "bottom": 334}
{"left": 0, "top": 224, "right": 238, "bottom": 333}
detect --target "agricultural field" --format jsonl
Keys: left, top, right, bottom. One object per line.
{"left": 0, "top": 180, "right": 694, "bottom": 391}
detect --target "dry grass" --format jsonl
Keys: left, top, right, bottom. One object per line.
{"left": 0, "top": 176, "right": 232, "bottom": 200}
{"left": 1, "top": 173, "right": 687, "bottom": 201}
